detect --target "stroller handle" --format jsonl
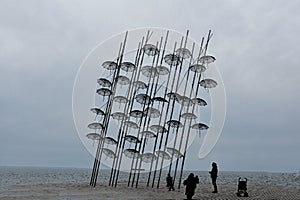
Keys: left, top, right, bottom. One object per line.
{"left": 238, "top": 177, "right": 247, "bottom": 182}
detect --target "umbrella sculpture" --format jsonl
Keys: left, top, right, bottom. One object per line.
{"left": 88, "top": 30, "right": 218, "bottom": 190}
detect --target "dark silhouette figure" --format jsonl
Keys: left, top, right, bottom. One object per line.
{"left": 166, "top": 173, "right": 175, "bottom": 191}
{"left": 209, "top": 162, "right": 218, "bottom": 193}
{"left": 183, "top": 173, "right": 199, "bottom": 200}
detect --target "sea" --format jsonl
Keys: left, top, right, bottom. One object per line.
{"left": 1, "top": 167, "right": 299, "bottom": 192}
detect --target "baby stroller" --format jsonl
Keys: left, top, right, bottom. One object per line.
{"left": 236, "top": 177, "right": 248, "bottom": 197}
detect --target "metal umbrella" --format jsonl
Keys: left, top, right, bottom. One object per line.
{"left": 166, "top": 147, "right": 183, "bottom": 158}
{"left": 113, "top": 96, "right": 129, "bottom": 108}
{"left": 149, "top": 125, "right": 168, "bottom": 133}
{"left": 199, "top": 78, "right": 217, "bottom": 89}
{"left": 102, "top": 148, "right": 116, "bottom": 159}
{"left": 180, "top": 113, "right": 197, "bottom": 120}
{"left": 96, "top": 88, "right": 113, "bottom": 99}
{"left": 129, "top": 110, "right": 144, "bottom": 118}
{"left": 178, "top": 96, "right": 194, "bottom": 107}
{"left": 164, "top": 54, "right": 181, "bottom": 66}
{"left": 87, "top": 133, "right": 103, "bottom": 146}
{"left": 142, "top": 153, "right": 157, "bottom": 163}
{"left": 155, "top": 150, "right": 171, "bottom": 160}
{"left": 135, "top": 93, "right": 151, "bottom": 106}
{"left": 133, "top": 81, "right": 148, "bottom": 90}
{"left": 191, "top": 122, "right": 209, "bottom": 137}
{"left": 116, "top": 75, "right": 131, "bottom": 85}
{"left": 189, "top": 64, "right": 206, "bottom": 74}
{"left": 175, "top": 48, "right": 192, "bottom": 59}
{"left": 104, "top": 136, "right": 118, "bottom": 145}
{"left": 90, "top": 108, "right": 105, "bottom": 118}
{"left": 121, "top": 62, "right": 136, "bottom": 72}
{"left": 124, "top": 120, "right": 140, "bottom": 130}
{"left": 124, "top": 148, "right": 141, "bottom": 159}
{"left": 140, "top": 130, "right": 156, "bottom": 138}
{"left": 102, "top": 61, "right": 118, "bottom": 71}
{"left": 86, "top": 133, "right": 103, "bottom": 140}
{"left": 97, "top": 78, "right": 112, "bottom": 88}
{"left": 152, "top": 96, "right": 168, "bottom": 103}
{"left": 197, "top": 55, "right": 216, "bottom": 64}
{"left": 156, "top": 65, "right": 170, "bottom": 76}
{"left": 166, "top": 120, "right": 183, "bottom": 129}
{"left": 143, "top": 44, "right": 159, "bottom": 56}
{"left": 167, "top": 92, "right": 182, "bottom": 102}
{"left": 88, "top": 122, "right": 104, "bottom": 130}
{"left": 124, "top": 135, "right": 141, "bottom": 148}
{"left": 192, "top": 97, "right": 207, "bottom": 106}
{"left": 111, "top": 112, "right": 129, "bottom": 121}
{"left": 141, "top": 66, "right": 158, "bottom": 78}
{"left": 144, "top": 107, "right": 161, "bottom": 118}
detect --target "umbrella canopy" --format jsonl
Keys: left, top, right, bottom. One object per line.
{"left": 143, "top": 44, "right": 159, "bottom": 56}
{"left": 152, "top": 96, "right": 168, "bottom": 103}
{"left": 129, "top": 110, "right": 144, "bottom": 118}
{"left": 141, "top": 66, "right": 158, "bottom": 78}
{"left": 116, "top": 75, "right": 131, "bottom": 85}
{"left": 135, "top": 93, "right": 151, "bottom": 105}
{"left": 199, "top": 78, "right": 217, "bottom": 89}
{"left": 192, "top": 97, "right": 207, "bottom": 106}
{"left": 166, "top": 120, "right": 183, "bottom": 128}
{"left": 197, "top": 55, "right": 216, "bottom": 64}
{"left": 113, "top": 96, "right": 129, "bottom": 104}
{"left": 124, "top": 135, "right": 141, "bottom": 143}
{"left": 150, "top": 125, "right": 168, "bottom": 133}
{"left": 142, "top": 153, "right": 157, "bottom": 163}
{"left": 191, "top": 123, "right": 209, "bottom": 130}
{"left": 124, "top": 120, "right": 140, "bottom": 130}
{"left": 156, "top": 65, "right": 170, "bottom": 76}
{"left": 181, "top": 113, "right": 197, "bottom": 120}
{"left": 179, "top": 96, "right": 194, "bottom": 107}
{"left": 166, "top": 147, "right": 183, "bottom": 158}
{"left": 164, "top": 54, "right": 181, "bottom": 66}
{"left": 111, "top": 112, "right": 129, "bottom": 121}
{"left": 96, "top": 88, "right": 112, "bottom": 97}
{"left": 144, "top": 107, "right": 161, "bottom": 118}
{"left": 88, "top": 122, "right": 104, "bottom": 130}
{"left": 90, "top": 108, "right": 105, "bottom": 116}
{"left": 133, "top": 81, "right": 148, "bottom": 90}
{"left": 102, "top": 148, "right": 116, "bottom": 159}
{"left": 140, "top": 130, "right": 156, "bottom": 138}
{"left": 167, "top": 92, "right": 182, "bottom": 102}
{"left": 86, "top": 133, "right": 102, "bottom": 140}
{"left": 175, "top": 48, "right": 192, "bottom": 59}
{"left": 155, "top": 150, "right": 171, "bottom": 160}
{"left": 124, "top": 148, "right": 141, "bottom": 159}
{"left": 102, "top": 61, "right": 118, "bottom": 71}
{"left": 189, "top": 64, "right": 206, "bottom": 73}
{"left": 97, "top": 78, "right": 112, "bottom": 87}
{"left": 121, "top": 62, "right": 136, "bottom": 72}
{"left": 104, "top": 136, "right": 117, "bottom": 145}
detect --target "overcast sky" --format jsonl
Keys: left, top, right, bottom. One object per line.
{"left": 0, "top": 0, "right": 299, "bottom": 172}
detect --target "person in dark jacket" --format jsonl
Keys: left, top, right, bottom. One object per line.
{"left": 166, "top": 173, "right": 175, "bottom": 191}
{"left": 183, "top": 173, "right": 198, "bottom": 200}
{"left": 209, "top": 162, "right": 218, "bottom": 193}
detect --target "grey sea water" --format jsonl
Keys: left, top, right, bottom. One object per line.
{"left": 1, "top": 167, "right": 299, "bottom": 192}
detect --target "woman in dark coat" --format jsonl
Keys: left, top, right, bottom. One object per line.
{"left": 183, "top": 173, "right": 198, "bottom": 200}
{"left": 209, "top": 162, "right": 218, "bottom": 193}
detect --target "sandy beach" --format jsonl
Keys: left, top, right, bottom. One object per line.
{"left": 1, "top": 182, "right": 300, "bottom": 200}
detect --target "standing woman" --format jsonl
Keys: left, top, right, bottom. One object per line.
{"left": 209, "top": 162, "right": 218, "bottom": 193}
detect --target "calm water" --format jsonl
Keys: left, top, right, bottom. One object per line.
{"left": 1, "top": 167, "right": 299, "bottom": 191}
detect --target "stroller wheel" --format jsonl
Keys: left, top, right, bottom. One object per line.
{"left": 236, "top": 192, "right": 241, "bottom": 197}
{"left": 244, "top": 192, "right": 249, "bottom": 197}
